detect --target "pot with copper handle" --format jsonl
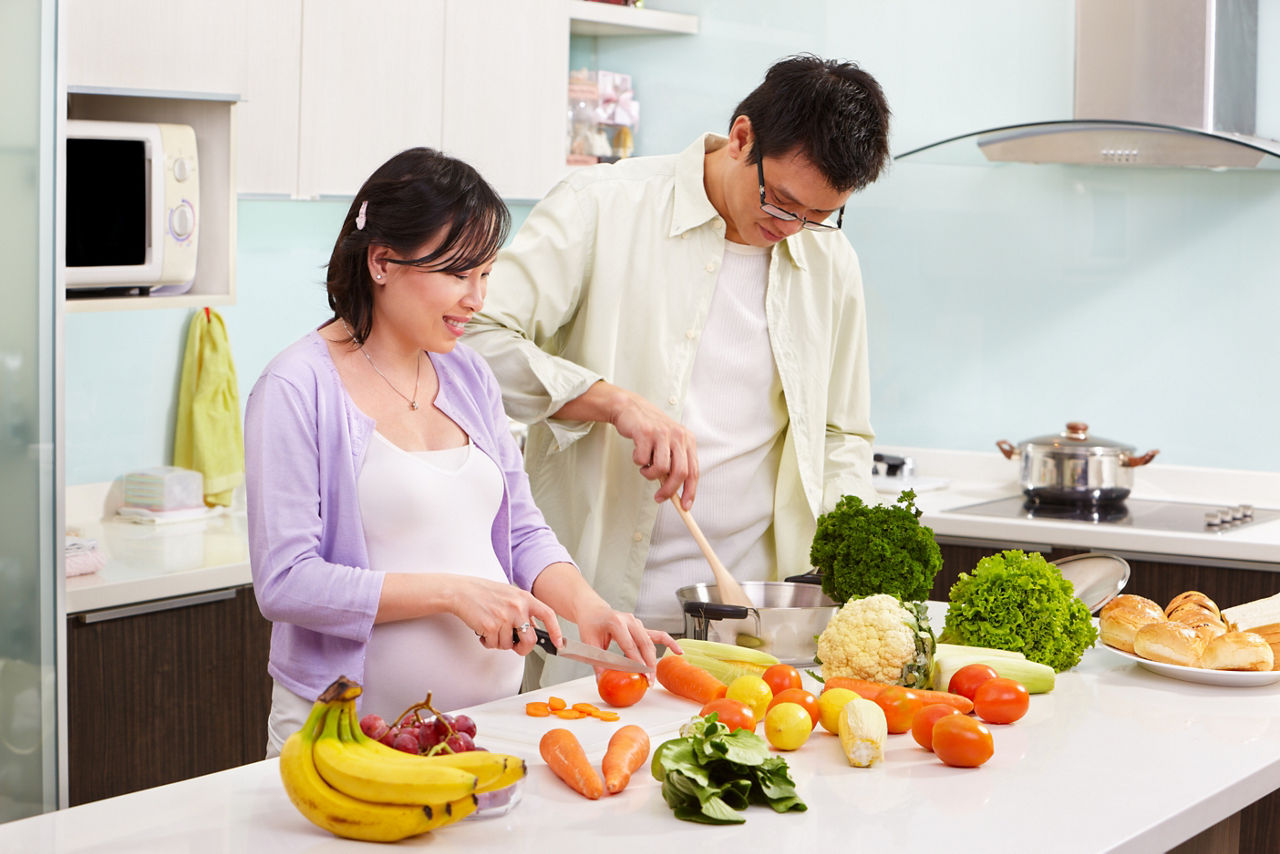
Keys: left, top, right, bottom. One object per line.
{"left": 996, "top": 421, "right": 1159, "bottom": 505}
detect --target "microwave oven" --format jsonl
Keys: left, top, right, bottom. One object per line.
{"left": 64, "top": 119, "right": 199, "bottom": 294}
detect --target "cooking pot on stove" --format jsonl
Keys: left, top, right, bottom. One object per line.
{"left": 676, "top": 576, "right": 837, "bottom": 666}
{"left": 996, "top": 421, "right": 1159, "bottom": 504}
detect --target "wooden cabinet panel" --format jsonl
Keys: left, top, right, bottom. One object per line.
{"left": 296, "top": 0, "right": 446, "bottom": 199}
{"left": 67, "top": 585, "right": 271, "bottom": 806}
{"left": 237, "top": 0, "right": 303, "bottom": 196}
{"left": 64, "top": 0, "right": 249, "bottom": 95}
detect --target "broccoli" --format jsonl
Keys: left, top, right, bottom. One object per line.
{"left": 940, "top": 549, "right": 1098, "bottom": 672}
{"left": 810, "top": 490, "right": 942, "bottom": 604}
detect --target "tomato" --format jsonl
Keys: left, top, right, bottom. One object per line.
{"left": 767, "top": 688, "right": 819, "bottom": 730}
{"left": 910, "top": 703, "right": 962, "bottom": 751}
{"left": 700, "top": 697, "right": 756, "bottom": 733}
{"left": 948, "top": 663, "right": 999, "bottom": 700}
{"left": 762, "top": 664, "right": 803, "bottom": 697}
{"left": 973, "top": 677, "right": 1030, "bottom": 725}
{"left": 874, "top": 686, "right": 924, "bottom": 734}
{"left": 932, "top": 714, "right": 994, "bottom": 767}
{"left": 596, "top": 670, "right": 649, "bottom": 708}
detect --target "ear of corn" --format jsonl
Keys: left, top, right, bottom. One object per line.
{"left": 837, "top": 698, "right": 887, "bottom": 768}
{"left": 674, "top": 639, "right": 781, "bottom": 685}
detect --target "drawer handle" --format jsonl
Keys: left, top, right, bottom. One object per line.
{"left": 77, "top": 588, "right": 237, "bottom": 623}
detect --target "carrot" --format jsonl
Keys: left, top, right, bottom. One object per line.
{"left": 571, "top": 702, "right": 600, "bottom": 714}
{"left": 591, "top": 710, "right": 621, "bottom": 722}
{"left": 655, "top": 654, "right": 727, "bottom": 705}
{"left": 602, "top": 725, "right": 651, "bottom": 795}
{"left": 553, "top": 709, "right": 587, "bottom": 719}
{"left": 548, "top": 696, "right": 567, "bottom": 711}
{"left": 540, "top": 728, "right": 604, "bottom": 800}
{"left": 526, "top": 701, "right": 551, "bottom": 717}
{"left": 822, "top": 677, "right": 974, "bottom": 715}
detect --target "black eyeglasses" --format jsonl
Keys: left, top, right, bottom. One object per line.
{"left": 757, "top": 158, "right": 844, "bottom": 231}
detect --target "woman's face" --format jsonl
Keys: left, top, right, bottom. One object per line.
{"left": 368, "top": 235, "right": 493, "bottom": 354}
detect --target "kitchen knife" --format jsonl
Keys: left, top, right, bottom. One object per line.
{"left": 516, "top": 627, "right": 651, "bottom": 673}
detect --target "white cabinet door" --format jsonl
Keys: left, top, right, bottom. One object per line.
{"left": 440, "top": 0, "right": 569, "bottom": 201}
{"left": 296, "top": 0, "right": 446, "bottom": 199}
{"left": 237, "top": 0, "right": 302, "bottom": 196}
{"left": 64, "top": 0, "right": 248, "bottom": 95}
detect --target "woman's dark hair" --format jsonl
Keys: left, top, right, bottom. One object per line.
{"left": 730, "top": 54, "right": 891, "bottom": 193}
{"left": 326, "top": 147, "right": 510, "bottom": 343}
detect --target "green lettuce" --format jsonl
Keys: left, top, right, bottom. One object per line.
{"left": 940, "top": 549, "right": 1098, "bottom": 672}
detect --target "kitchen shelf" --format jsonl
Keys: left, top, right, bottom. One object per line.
{"left": 567, "top": 1, "right": 698, "bottom": 37}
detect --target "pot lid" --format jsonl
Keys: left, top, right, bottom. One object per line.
{"left": 1052, "top": 551, "right": 1130, "bottom": 614}
{"left": 1023, "top": 421, "right": 1135, "bottom": 455}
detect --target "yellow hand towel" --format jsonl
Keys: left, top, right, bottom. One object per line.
{"left": 174, "top": 308, "right": 244, "bottom": 507}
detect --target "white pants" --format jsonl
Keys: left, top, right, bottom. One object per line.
{"left": 265, "top": 680, "right": 316, "bottom": 758}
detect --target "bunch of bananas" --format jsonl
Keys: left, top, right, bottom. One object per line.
{"left": 279, "top": 677, "right": 525, "bottom": 842}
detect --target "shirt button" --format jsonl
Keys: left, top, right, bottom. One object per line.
{"left": 685, "top": 329, "right": 697, "bottom": 340}
{"left": 681, "top": 232, "right": 690, "bottom": 240}
{"left": 633, "top": 531, "right": 644, "bottom": 542}
{"left": 667, "top": 395, "right": 679, "bottom": 406}
{"left": 704, "top": 262, "right": 716, "bottom": 273}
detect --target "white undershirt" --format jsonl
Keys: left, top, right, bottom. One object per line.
{"left": 636, "top": 240, "right": 788, "bottom": 634}
{"left": 358, "top": 432, "right": 525, "bottom": 717}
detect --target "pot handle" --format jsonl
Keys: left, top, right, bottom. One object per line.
{"left": 996, "top": 439, "right": 1018, "bottom": 460}
{"left": 783, "top": 572, "right": 823, "bottom": 585}
{"left": 1122, "top": 449, "right": 1160, "bottom": 467}
{"left": 681, "top": 601, "right": 753, "bottom": 622}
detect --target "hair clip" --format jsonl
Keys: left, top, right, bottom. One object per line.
{"left": 355, "top": 200, "right": 368, "bottom": 231}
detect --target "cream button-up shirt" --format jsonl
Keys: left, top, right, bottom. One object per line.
{"left": 465, "top": 133, "right": 878, "bottom": 682}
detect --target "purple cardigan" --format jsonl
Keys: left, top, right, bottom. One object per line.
{"left": 244, "top": 329, "right": 574, "bottom": 702}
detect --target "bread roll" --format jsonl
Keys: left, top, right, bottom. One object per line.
{"left": 1166, "top": 591, "right": 1219, "bottom": 619}
{"left": 1168, "top": 603, "right": 1226, "bottom": 630}
{"left": 1200, "top": 631, "right": 1275, "bottom": 672}
{"left": 1101, "top": 594, "right": 1164, "bottom": 621}
{"left": 1133, "top": 621, "right": 1205, "bottom": 667}
{"left": 1100, "top": 606, "right": 1167, "bottom": 654}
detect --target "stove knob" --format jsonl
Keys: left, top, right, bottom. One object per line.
{"left": 1205, "top": 511, "right": 1222, "bottom": 527}
{"left": 1242, "top": 504, "right": 1255, "bottom": 519}
{"left": 1229, "top": 505, "right": 1245, "bottom": 521}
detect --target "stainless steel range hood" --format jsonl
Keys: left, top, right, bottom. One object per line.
{"left": 897, "top": 0, "right": 1280, "bottom": 170}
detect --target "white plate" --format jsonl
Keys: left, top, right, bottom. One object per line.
{"left": 1097, "top": 643, "right": 1280, "bottom": 687}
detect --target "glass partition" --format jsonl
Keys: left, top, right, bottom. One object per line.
{"left": 0, "top": 0, "right": 60, "bottom": 822}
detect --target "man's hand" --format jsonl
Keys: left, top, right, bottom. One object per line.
{"left": 554, "top": 380, "right": 698, "bottom": 508}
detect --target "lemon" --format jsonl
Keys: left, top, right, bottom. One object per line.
{"left": 817, "top": 687, "right": 861, "bottom": 735}
{"left": 764, "top": 702, "right": 812, "bottom": 751}
{"left": 726, "top": 675, "right": 773, "bottom": 721}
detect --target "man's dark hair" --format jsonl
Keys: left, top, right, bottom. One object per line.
{"left": 326, "top": 147, "right": 510, "bottom": 344}
{"left": 730, "top": 53, "right": 891, "bottom": 193}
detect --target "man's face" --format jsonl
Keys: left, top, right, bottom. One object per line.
{"left": 722, "top": 139, "right": 853, "bottom": 247}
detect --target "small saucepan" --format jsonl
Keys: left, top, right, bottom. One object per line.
{"left": 676, "top": 576, "right": 838, "bottom": 666}
{"left": 997, "top": 421, "right": 1159, "bottom": 504}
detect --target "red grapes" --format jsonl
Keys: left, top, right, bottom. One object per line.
{"left": 359, "top": 710, "right": 482, "bottom": 755}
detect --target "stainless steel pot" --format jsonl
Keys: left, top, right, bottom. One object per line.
{"left": 996, "top": 421, "right": 1159, "bottom": 504}
{"left": 676, "top": 578, "right": 837, "bottom": 666}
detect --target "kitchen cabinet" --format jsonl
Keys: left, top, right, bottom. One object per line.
{"left": 66, "top": 584, "right": 271, "bottom": 806}
{"left": 63, "top": 0, "right": 248, "bottom": 96}
{"left": 235, "top": 0, "right": 302, "bottom": 198}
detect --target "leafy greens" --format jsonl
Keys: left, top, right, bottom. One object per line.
{"left": 811, "top": 489, "right": 942, "bottom": 603}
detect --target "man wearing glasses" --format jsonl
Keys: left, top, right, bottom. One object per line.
{"left": 465, "top": 54, "right": 891, "bottom": 683}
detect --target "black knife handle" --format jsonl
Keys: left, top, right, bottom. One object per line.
{"left": 512, "top": 625, "right": 558, "bottom": 655}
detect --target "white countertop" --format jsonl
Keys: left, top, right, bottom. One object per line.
{"left": 875, "top": 447, "right": 1280, "bottom": 569}
{"left": 64, "top": 482, "right": 250, "bottom": 615}
{"left": 6, "top": 602, "right": 1279, "bottom": 853}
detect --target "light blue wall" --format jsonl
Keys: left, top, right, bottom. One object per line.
{"left": 65, "top": 0, "right": 1280, "bottom": 483}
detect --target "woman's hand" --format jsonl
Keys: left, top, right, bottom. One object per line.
{"left": 377, "top": 573, "right": 563, "bottom": 655}
{"left": 574, "top": 604, "right": 681, "bottom": 674}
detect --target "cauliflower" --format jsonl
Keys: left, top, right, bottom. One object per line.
{"left": 817, "top": 594, "right": 935, "bottom": 689}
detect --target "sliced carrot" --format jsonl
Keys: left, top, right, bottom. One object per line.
{"left": 656, "top": 653, "right": 727, "bottom": 705}
{"left": 540, "top": 728, "right": 604, "bottom": 799}
{"left": 547, "top": 696, "right": 567, "bottom": 711}
{"left": 525, "top": 701, "right": 551, "bottom": 717}
{"left": 571, "top": 702, "right": 600, "bottom": 714}
{"left": 602, "top": 725, "right": 651, "bottom": 795}
{"left": 553, "top": 709, "right": 586, "bottom": 719}
{"left": 822, "top": 676, "right": 974, "bottom": 715}
{"left": 592, "top": 710, "right": 621, "bottom": 722}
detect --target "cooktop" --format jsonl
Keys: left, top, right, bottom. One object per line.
{"left": 946, "top": 495, "right": 1280, "bottom": 534}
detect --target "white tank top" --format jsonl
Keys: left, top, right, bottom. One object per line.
{"left": 637, "top": 240, "right": 788, "bottom": 634}
{"left": 358, "top": 431, "right": 525, "bottom": 718}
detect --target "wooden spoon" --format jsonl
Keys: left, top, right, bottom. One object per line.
{"left": 669, "top": 497, "right": 755, "bottom": 609}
